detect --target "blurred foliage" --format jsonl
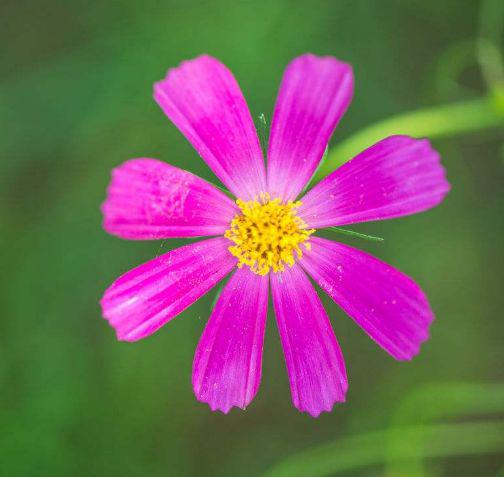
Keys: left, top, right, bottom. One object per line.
{"left": 264, "top": 383, "right": 504, "bottom": 476}
{"left": 1, "top": 0, "right": 503, "bottom": 476}
{"left": 262, "top": 383, "right": 504, "bottom": 477}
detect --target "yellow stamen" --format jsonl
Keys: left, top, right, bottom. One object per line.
{"left": 224, "top": 193, "right": 315, "bottom": 276}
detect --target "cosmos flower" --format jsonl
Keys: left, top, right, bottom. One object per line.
{"left": 100, "top": 54, "right": 450, "bottom": 417}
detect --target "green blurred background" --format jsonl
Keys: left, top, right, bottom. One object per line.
{"left": 1, "top": 0, "right": 503, "bottom": 476}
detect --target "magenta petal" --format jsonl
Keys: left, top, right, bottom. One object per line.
{"left": 300, "top": 237, "right": 434, "bottom": 360}
{"left": 102, "top": 158, "right": 237, "bottom": 240}
{"left": 267, "top": 54, "right": 353, "bottom": 202}
{"left": 154, "top": 55, "right": 266, "bottom": 200}
{"left": 192, "top": 267, "right": 268, "bottom": 413}
{"left": 101, "top": 238, "right": 236, "bottom": 342}
{"left": 271, "top": 265, "right": 347, "bottom": 417}
{"left": 298, "top": 135, "right": 450, "bottom": 228}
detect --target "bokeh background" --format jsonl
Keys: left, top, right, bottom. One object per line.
{"left": 1, "top": 0, "right": 503, "bottom": 476}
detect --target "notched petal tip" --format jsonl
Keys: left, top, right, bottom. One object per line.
{"left": 300, "top": 399, "right": 346, "bottom": 418}
{"left": 100, "top": 288, "right": 144, "bottom": 342}
{"left": 296, "top": 381, "right": 348, "bottom": 418}
{"left": 291, "top": 53, "right": 355, "bottom": 96}
{"left": 394, "top": 308, "right": 435, "bottom": 362}
{"left": 154, "top": 54, "right": 218, "bottom": 86}
{"left": 389, "top": 134, "right": 452, "bottom": 195}
{"left": 294, "top": 52, "right": 354, "bottom": 70}
{"left": 194, "top": 393, "right": 251, "bottom": 415}
{"left": 113, "top": 323, "right": 148, "bottom": 343}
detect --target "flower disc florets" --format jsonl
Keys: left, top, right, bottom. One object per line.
{"left": 224, "top": 193, "right": 314, "bottom": 275}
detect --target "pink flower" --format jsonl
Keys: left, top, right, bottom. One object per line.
{"left": 101, "top": 54, "right": 450, "bottom": 417}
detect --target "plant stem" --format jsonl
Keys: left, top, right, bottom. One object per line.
{"left": 313, "top": 96, "right": 503, "bottom": 183}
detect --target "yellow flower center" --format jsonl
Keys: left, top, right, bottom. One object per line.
{"left": 224, "top": 193, "right": 315, "bottom": 276}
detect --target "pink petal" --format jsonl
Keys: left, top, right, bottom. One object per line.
{"left": 271, "top": 264, "right": 347, "bottom": 417}
{"left": 300, "top": 237, "right": 434, "bottom": 360}
{"left": 102, "top": 158, "right": 238, "bottom": 240}
{"left": 298, "top": 135, "right": 450, "bottom": 228}
{"left": 101, "top": 238, "right": 236, "bottom": 342}
{"left": 192, "top": 267, "right": 268, "bottom": 413}
{"left": 154, "top": 55, "right": 266, "bottom": 200}
{"left": 267, "top": 54, "right": 353, "bottom": 202}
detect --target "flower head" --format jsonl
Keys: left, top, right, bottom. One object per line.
{"left": 101, "top": 54, "right": 450, "bottom": 416}
{"left": 225, "top": 194, "right": 314, "bottom": 275}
